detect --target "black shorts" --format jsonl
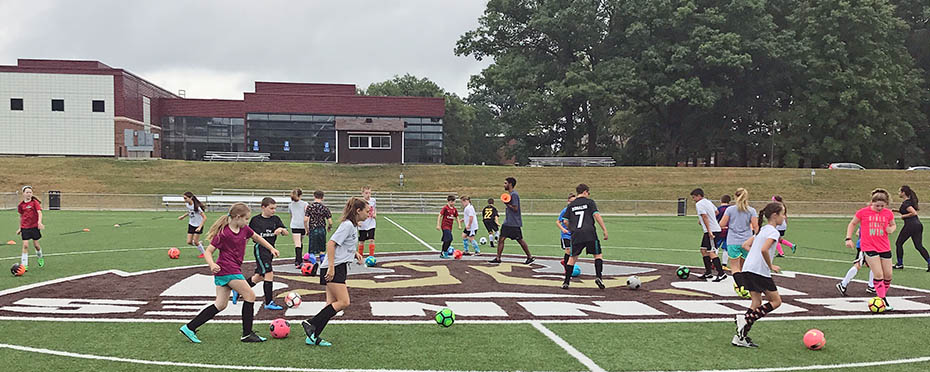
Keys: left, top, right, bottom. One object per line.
{"left": 561, "top": 238, "right": 572, "bottom": 250}
{"left": 359, "top": 228, "right": 376, "bottom": 241}
{"left": 253, "top": 243, "right": 274, "bottom": 275}
{"left": 742, "top": 271, "right": 778, "bottom": 292}
{"left": 308, "top": 227, "right": 327, "bottom": 254}
{"left": 500, "top": 225, "right": 523, "bottom": 241}
{"left": 864, "top": 251, "right": 893, "bottom": 259}
{"left": 187, "top": 225, "right": 203, "bottom": 234}
{"left": 483, "top": 220, "right": 499, "bottom": 233}
{"left": 570, "top": 239, "right": 602, "bottom": 256}
{"left": 291, "top": 228, "right": 306, "bottom": 235}
{"left": 319, "top": 262, "right": 348, "bottom": 285}
{"left": 700, "top": 232, "right": 720, "bottom": 251}
{"left": 463, "top": 229, "right": 476, "bottom": 237}
{"left": 778, "top": 230, "right": 786, "bottom": 237}
{"left": 20, "top": 227, "right": 41, "bottom": 241}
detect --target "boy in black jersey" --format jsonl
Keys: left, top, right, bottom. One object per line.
{"left": 482, "top": 199, "right": 500, "bottom": 248}
{"left": 243, "top": 197, "right": 288, "bottom": 310}
{"left": 562, "top": 184, "right": 609, "bottom": 290}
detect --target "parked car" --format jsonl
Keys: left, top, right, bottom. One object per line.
{"left": 906, "top": 166, "right": 930, "bottom": 171}
{"left": 828, "top": 163, "right": 865, "bottom": 170}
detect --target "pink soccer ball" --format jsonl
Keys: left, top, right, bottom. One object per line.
{"left": 803, "top": 329, "right": 825, "bottom": 350}
{"left": 270, "top": 318, "right": 290, "bottom": 339}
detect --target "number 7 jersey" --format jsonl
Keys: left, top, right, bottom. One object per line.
{"left": 567, "top": 197, "right": 599, "bottom": 243}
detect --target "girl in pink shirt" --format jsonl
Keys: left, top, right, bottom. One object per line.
{"left": 845, "top": 189, "right": 897, "bottom": 310}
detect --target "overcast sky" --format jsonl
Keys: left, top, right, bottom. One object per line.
{"left": 0, "top": 0, "right": 492, "bottom": 99}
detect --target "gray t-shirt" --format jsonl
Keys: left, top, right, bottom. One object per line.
{"left": 723, "top": 205, "right": 758, "bottom": 246}
{"left": 320, "top": 220, "right": 358, "bottom": 268}
{"left": 502, "top": 191, "right": 522, "bottom": 227}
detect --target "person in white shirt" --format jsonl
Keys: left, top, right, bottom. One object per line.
{"left": 288, "top": 189, "right": 309, "bottom": 268}
{"left": 460, "top": 196, "right": 481, "bottom": 255}
{"left": 358, "top": 186, "right": 377, "bottom": 257}
{"left": 691, "top": 188, "right": 727, "bottom": 282}
{"left": 732, "top": 202, "right": 786, "bottom": 348}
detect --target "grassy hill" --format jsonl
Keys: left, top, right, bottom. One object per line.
{"left": 1, "top": 157, "right": 926, "bottom": 202}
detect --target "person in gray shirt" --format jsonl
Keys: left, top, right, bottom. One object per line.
{"left": 489, "top": 177, "right": 534, "bottom": 265}
{"left": 719, "top": 188, "right": 759, "bottom": 297}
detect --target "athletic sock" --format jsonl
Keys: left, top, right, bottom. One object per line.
{"left": 595, "top": 259, "right": 603, "bottom": 279}
{"left": 720, "top": 252, "right": 728, "bottom": 266}
{"left": 563, "top": 264, "right": 574, "bottom": 284}
{"left": 841, "top": 266, "right": 858, "bottom": 287}
{"left": 883, "top": 279, "right": 892, "bottom": 298}
{"left": 309, "top": 304, "right": 338, "bottom": 337}
{"left": 369, "top": 243, "right": 375, "bottom": 256}
{"left": 20, "top": 253, "right": 28, "bottom": 267}
{"left": 35, "top": 249, "right": 43, "bottom": 258}
{"left": 733, "top": 272, "right": 745, "bottom": 288}
{"left": 358, "top": 244, "right": 364, "bottom": 256}
{"left": 462, "top": 239, "right": 469, "bottom": 252}
{"left": 702, "top": 256, "right": 713, "bottom": 274}
{"left": 246, "top": 277, "right": 256, "bottom": 287}
{"left": 196, "top": 242, "right": 205, "bottom": 254}
{"left": 187, "top": 304, "right": 220, "bottom": 331}
{"left": 295, "top": 247, "right": 303, "bottom": 262}
{"left": 875, "top": 280, "right": 887, "bottom": 298}
{"left": 241, "top": 301, "right": 254, "bottom": 336}
{"left": 563, "top": 253, "right": 570, "bottom": 265}
{"left": 711, "top": 257, "right": 724, "bottom": 276}
{"left": 743, "top": 302, "right": 775, "bottom": 335}
{"left": 472, "top": 239, "right": 480, "bottom": 253}
{"left": 868, "top": 271, "right": 875, "bottom": 289}
{"left": 264, "top": 281, "right": 274, "bottom": 305}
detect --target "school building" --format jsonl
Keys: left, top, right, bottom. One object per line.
{"left": 0, "top": 59, "right": 445, "bottom": 163}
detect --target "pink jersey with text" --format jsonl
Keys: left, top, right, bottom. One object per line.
{"left": 855, "top": 206, "right": 893, "bottom": 253}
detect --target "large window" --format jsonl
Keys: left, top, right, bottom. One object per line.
{"left": 161, "top": 116, "right": 246, "bottom": 160}
{"left": 246, "top": 114, "right": 336, "bottom": 161}
{"left": 403, "top": 117, "right": 443, "bottom": 163}
{"left": 349, "top": 134, "right": 391, "bottom": 149}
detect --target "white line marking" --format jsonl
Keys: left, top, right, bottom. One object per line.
{"left": 530, "top": 321, "right": 605, "bottom": 372}
{"left": 0, "top": 246, "right": 176, "bottom": 261}
{"left": 384, "top": 216, "right": 437, "bottom": 251}
{"left": 646, "top": 356, "right": 930, "bottom": 372}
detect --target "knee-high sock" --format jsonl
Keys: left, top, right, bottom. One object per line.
{"left": 780, "top": 238, "right": 794, "bottom": 248}
{"left": 20, "top": 252, "right": 28, "bottom": 267}
{"left": 743, "top": 302, "right": 775, "bottom": 335}
{"left": 711, "top": 257, "right": 724, "bottom": 276}
{"left": 720, "top": 252, "right": 728, "bottom": 266}
{"left": 595, "top": 259, "right": 604, "bottom": 279}
{"left": 702, "top": 256, "right": 713, "bottom": 274}
{"left": 877, "top": 279, "right": 891, "bottom": 299}
{"left": 462, "top": 239, "right": 470, "bottom": 252}
{"left": 196, "top": 241, "right": 205, "bottom": 254}
{"left": 869, "top": 271, "right": 875, "bottom": 288}
{"left": 263, "top": 281, "right": 274, "bottom": 305}
{"left": 187, "top": 304, "right": 219, "bottom": 331}
{"left": 358, "top": 244, "right": 364, "bottom": 256}
{"left": 472, "top": 239, "right": 480, "bottom": 252}
{"left": 563, "top": 264, "right": 574, "bottom": 284}
{"left": 246, "top": 277, "right": 256, "bottom": 287}
{"left": 775, "top": 242, "right": 785, "bottom": 255}
{"left": 563, "top": 253, "right": 570, "bottom": 266}
{"left": 368, "top": 243, "right": 375, "bottom": 256}
{"left": 841, "top": 266, "right": 858, "bottom": 287}
{"left": 309, "top": 304, "right": 338, "bottom": 338}
{"left": 295, "top": 247, "right": 303, "bottom": 262}
{"left": 241, "top": 301, "right": 254, "bottom": 336}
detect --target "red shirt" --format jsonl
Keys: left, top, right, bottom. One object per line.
{"left": 440, "top": 205, "right": 458, "bottom": 230}
{"left": 18, "top": 199, "right": 42, "bottom": 228}
{"left": 855, "top": 206, "right": 894, "bottom": 253}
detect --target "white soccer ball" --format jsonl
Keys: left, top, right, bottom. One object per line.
{"left": 285, "top": 292, "right": 302, "bottom": 308}
{"left": 479, "top": 237, "right": 488, "bottom": 245}
{"left": 626, "top": 275, "right": 642, "bottom": 290}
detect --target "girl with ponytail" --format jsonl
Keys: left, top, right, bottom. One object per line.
{"left": 719, "top": 188, "right": 759, "bottom": 298}
{"left": 732, "top": 202, "right": 786, "bottom": 348}
{"left": 178, "top": 191, "right": 208, "bottom": 258}
{"left": 771, "top": 196, "right": 797, "bottom": 256}
{"left": 845, "top": 189, "right": 897, "bottom": 310}
{"left": 895, "top": 185, "right": 929, "bottom": 271}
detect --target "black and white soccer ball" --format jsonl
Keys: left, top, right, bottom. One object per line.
{"left": 626, "top": 275, "right": 642, "bottom": 290}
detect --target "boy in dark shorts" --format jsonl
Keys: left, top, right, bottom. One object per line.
{"left": 489, "top": 177, "right": 534, "bottom": 265}
{"left": 482, "top": 199, "right": 500, "bottom": 248}
{"left": 562, "top": 184, "right": 608, "bottom": 290}
{"left": 305, "top": 190, "right": 333, "bottom": 276}
{"left": 242, "top": 197, "right": 288, "bottom": 310}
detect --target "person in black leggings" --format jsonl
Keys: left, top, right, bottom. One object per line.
{"left": 895, "top": 185, "right": 930, "bottom": 271}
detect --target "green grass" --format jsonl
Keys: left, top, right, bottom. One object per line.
{"left": 1, "top": 210, "right": 929, "bottom": 371}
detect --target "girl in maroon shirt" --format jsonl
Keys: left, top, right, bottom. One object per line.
{"left": 16, "top": 186, "right": 45, "bottom": 270}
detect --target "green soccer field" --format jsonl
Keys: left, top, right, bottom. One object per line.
{"left": 1, "top": 210, "right": 929, "bottom": 372}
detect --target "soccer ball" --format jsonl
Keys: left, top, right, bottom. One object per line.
{"left": 365, "top": 256, "right": 377, "bottom": 267}
{"left": 10, "top": 263, "right": 25, "bottom": 277}
{"left": 168, "top": 247, "right": 180, "bottom": 259}
{"left": 868, "top": 297, "right": 886, "bottom": 313}
{"left": 270, "top": 318, "right": 290, "bottom": 339}
{"left": 453, "top": 250, "right": 463, "bottom": 259}
{"left": 300, "top": 263, "right": 315, "bottom": 276}
{"left": 571, "top": 265, "right": 581, "bottom": 277}
{"left": 435, "top": 308, "right": 455, "bottom": 327}
{"left": 734, "top": 283, "right": 751, "bottom": 299}
{"left": 479, "top": 237, "right": 488, "bottom": 245}
{"left": 285, "top": 292, "right": 302, "bottom": 308}
{"left": 627, "top": 275, "right": 642, "bottom": 289}
{"left": 676, "top": 266, "right": 690, "bottom": 279}
{"left": 803, "top": 329, "right": 825, "bottom": 350}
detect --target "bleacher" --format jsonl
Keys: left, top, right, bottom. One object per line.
{"left": 203, "top": 151, "right": 270, "bottom": 162}
{"left": 162, "top": 189, "right": 457, "bottom": 213}
{"left": 528, "top": 157, "right": 616, "bottom": 167}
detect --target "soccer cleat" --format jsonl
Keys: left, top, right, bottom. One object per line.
{"left": 776, "top": 253, "right": 785, "bottom": 258}
{"left": 722, "top": 265, "right": 730, "bottom": 271}
{"left": 487, "top": 258, "right": 502, "bottom": 264}
{"left": 735, "top": 314, "right": 748, "bottom": 338}
{"left": 524, "top": 257, "right": 535, "bottom": 265}
{"left": 463, "top": 252, "right": 473, "bottom": 256}
{"left": 474, "top": 251, "right": 481, "bottom": 256}
{"left": 835, "top": 283, "right": 847, "bottom": 297}
{"left": 926, "top": 264, "right": 930, "bottom": 272}
{"left": 893, "top": 263, "right": 904, "bottom": 270}
{"left": 561, "top": 282, "right": 570, "bottom": 290}
{"left": 742, "top": 336, "right": 759, "bottom": 348}
{"left": 264, "top": 302, "right": 284, "bottom": 310}
{"left": 305, "top": 334, "right": 332, "bottom": 347}
{"left": 883, "top": 298, "right": 893, "bottom": 312}
{"left": 197, "top": 253, "right": 205, "bottom": 259}
{"left": 595, "top": 278, "right": 605, "bottom": 290}
{"left": 240, "top": 332, "right": 266, "bottom": 342}
{"left": 866, "top": 287, "right": 876, "bottom": 295}
{"left": 712, "top": 273, "right": 728, "bottom": 282}
{"left": 301, "top": 320, "right": 316, "bottom": 338}
{"left": 791, "top": 243, "right": 798, "bottom": 254}
{"left": 37, "top": 257, "right": 45, "bottom": 267}
{"left": 231, "top": 290, "right": 239, "bottom": 305}
{"left": 179, "top": 325, "right": 201, "bottom": 343}
{"left": 697, "top": 273, "right": 713, "bottom": 280}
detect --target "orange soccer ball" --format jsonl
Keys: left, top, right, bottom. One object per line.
{"left": 168, "top": 247, "right": 181, "bottom": 259}
{"left": 803, "top": 329, "right": 825, "bottom": 350}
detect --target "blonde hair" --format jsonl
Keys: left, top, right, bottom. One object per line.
{"left": 290, "top": 188, "right": 303, "bottom": 202}
{"left": 871, "top": 189, "right": 890, "bottom": 204}
{"left": 341, "top": 197, "right": 369, "bottom": 226}
{"left": 734, "top": 188, "right": 750, "bottom": 212}
{"left": 206, "top": 203, "right": 251, "bottom": 241}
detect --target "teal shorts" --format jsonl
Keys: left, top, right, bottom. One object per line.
{"left": 214, "top": 274, "right": 245, "bottom": 287}
{"left": 727, "top": 244, "right": 748, "bottom": 260}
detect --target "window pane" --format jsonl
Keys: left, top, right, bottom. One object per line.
{"left": 10, "top": 98, "right": 23, "bottom": 111}
{"left": 350, "top": 136, "right": 360, "bottom": 148}
{"left": 92, "top": 100, "right": 105, "bottom": 112}
{"left": 381, "top": 136, "right": 391, "bottom": 148}
{"left": 51, "top": 99, "right": 64, "bottom": 112}
{"left": 370, "top": 136, "right": 381, "bottom": 148}
{"left": 421, "top": 125, "right": 442, "bottom": 132}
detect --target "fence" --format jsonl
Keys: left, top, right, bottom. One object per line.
{"left": 0, "top": 190, "right": 875, "bottom": 216}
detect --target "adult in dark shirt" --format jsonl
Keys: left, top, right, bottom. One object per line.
{"left": 489, "top": 177, "right": 534, "bottom": 265}
{"left": 894, "top": 185, "right": 930, "bottom": 271}
{"left": 561, "top": 184, "right": 608, "bottom": 290}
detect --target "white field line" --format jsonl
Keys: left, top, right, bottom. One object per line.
{"left": 530, "top": 321, "right": 605, "bottom": 372}
{"left": 384, "top": 216, "right": 437, "bottom": 251}
{"left": 646, "top": 356, "right": 930, "bottom": 372}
